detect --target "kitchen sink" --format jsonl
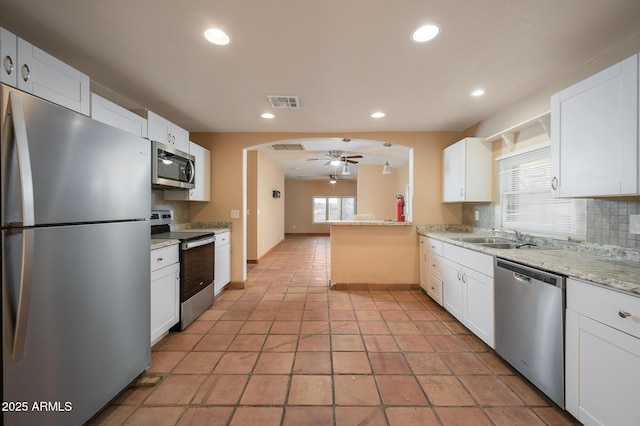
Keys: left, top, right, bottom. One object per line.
{"left": 479, "top": 242, "right": 553, "bottom": 250}
{"left": 452, "top": 237, "right": 553, "bottom": 250}
{"left": 478, "top": 242, "right": 519, "bottom": 249}
{"left": 453, "top": 237, "right": 513, "bottom": 244}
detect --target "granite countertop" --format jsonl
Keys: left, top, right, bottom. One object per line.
{"left": 328, "top": 220, "right": 413, "bottom": 226}
{"left": 172, "top": 222, "right": 231, "bottom": 234}
{"left": 423, "top": 231, "right": 640, "bottom": 297}
{"left": 151, "top": 239, "right": 179, "bottom": 250}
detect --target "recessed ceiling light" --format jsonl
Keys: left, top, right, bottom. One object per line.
{"left": 371, "top": 112, "right": 386, "bottom": 118}
{"left": 204, "top": 28, "right": 230, "bottom": 45}
{"left": 261, "top": 113, "right": 275, "bottom": 119}
{"left": 412, "top": 24, "right": 440, "bottom": 42}
{"left": 471, "top": 89, "right": 485, "bottom": 97}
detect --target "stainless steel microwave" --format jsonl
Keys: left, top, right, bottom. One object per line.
{"left": 151, "top": 141, "right": 195, "bottom": 190}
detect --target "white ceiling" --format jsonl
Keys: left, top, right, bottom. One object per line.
{"left": 1, "top": 0, "right": 640, "bottom": 180}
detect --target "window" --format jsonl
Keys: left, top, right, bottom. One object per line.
{"left": 312, "top": 196, "right": 356, "bottom": 223}
{"left": 496, "top": 142, "right": 586, "bottom": 240}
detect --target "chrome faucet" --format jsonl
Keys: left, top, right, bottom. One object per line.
{"left": 503, "top": 228, "right": 522, "bottom": 241}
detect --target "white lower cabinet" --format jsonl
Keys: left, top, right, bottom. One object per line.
{"left": 442, "top": 243, "right": 495, "bottom": 348}
{"left": 214, "top": 231, "right": 231, "bottom": 296}
{"left": 566, "top": 278, "right": 640, "bottom": 425}
{"left": 419, "top": 236, "right": 444, "bottom": 306}
{"left": 150, "top": 244, "right": 180, "bottom": 345}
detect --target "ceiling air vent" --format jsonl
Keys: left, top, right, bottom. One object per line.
{"left": 270, "top": 144, "right": 305, "bottom": 151}
{"left": 268, "top": 95, "right": 300, "bottom": 109}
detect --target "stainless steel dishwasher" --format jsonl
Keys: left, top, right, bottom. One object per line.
{"left": 495, "top": 258, "right": 566, "bottom": 408}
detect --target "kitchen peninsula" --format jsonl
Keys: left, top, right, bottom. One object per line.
{"left": 328, "top": 221, "right": 418, "bottom": 289}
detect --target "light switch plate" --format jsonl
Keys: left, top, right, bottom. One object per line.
{"left": 230, "top": 209, "right": 240, "bottom": 219}
{"left": 630, "top": 215, "right": 640, "bottom": 234}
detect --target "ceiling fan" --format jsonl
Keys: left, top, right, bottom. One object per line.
{"left": 307, "top": 150, "right": 363, "bottom": 165}
{"left": 328, "top": 174, "right": 344, "bottom": 184}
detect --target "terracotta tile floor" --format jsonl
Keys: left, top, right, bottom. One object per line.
{"left": 93, "top": 236, "right": 577, "bottom": 425}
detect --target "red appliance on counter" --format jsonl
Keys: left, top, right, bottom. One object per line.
{"left": 396, "top": 195, "right": 405, "bottom": 222}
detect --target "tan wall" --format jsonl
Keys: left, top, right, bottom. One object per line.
{"left": 356, "top": 165, "right": 398, "bottom": 220}
{"left": 190, "top": 131, "right": 461, "bottom": 284}
{"left": 285, "top": 179, "right": 357, "bottom": 234}
{"left": 256, "top": 151, "right": 285, "bottom": 258}
{"left": 330, "top": 225, "right": 419, "bottom": 285}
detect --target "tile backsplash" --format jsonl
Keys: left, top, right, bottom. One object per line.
{"left": 151, "top": 190, "right": 190, "bottom": 223}
{"left": 463, "top": 198, "right": 640, "bottom": 249}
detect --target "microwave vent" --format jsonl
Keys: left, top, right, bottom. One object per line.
{"left": 268, "top": 95, "right": 300, "bottom": 109}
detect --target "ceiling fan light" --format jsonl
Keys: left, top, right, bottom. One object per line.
{"left": 329, "top": 178, "right": 337, "bottom": 184}
{"left": 341, "top": 163, "right": 351, "bottom": 175}
{"left": 382, "top": 161, "right": 391, "bottom": 174}
{"left": 330, "top": 159, "right": 341, "bottom": 166}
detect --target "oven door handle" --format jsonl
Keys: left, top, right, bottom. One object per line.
{"left": 182, "top": 236, "right": 215, "bottom": 250}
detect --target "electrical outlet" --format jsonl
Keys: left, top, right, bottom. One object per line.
{"left": 474, "top": 210, "right": 480, "bottom": 221}
{"left": 630, "top": 215, "right": 640, "bottom": 234}
{"left": 230, "top": 209, "right": 240, "bottom": 219}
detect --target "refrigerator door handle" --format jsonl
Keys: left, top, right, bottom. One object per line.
{"left": 2, "top": 229, "right": 34, "bottom": 362}
{"left": 7, "top": 91, "right": 35, "bottom": 227}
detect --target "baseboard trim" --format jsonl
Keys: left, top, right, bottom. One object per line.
{"left": 285, "top": 232, "right": 330, "bottom": 237}
{"left": 330, "top": 283, "right": 421, "bottom": 291}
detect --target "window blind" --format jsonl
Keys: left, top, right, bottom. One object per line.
{"left": 496, "top": 143, "right": 586, "bottom": 240}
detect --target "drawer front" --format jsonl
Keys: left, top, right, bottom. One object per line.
{"left": 426, "top": 237, "right": 443, "bottom": 256}
{"left": 216, "top": 231, "right": 230, "bottom": 245}
{"left": 443, "top": 242, "right": 493, "bottom": 277}
{"left": 150, "top": 244, "right": 179, "bottom": 272}
{"left": 426, "top": 274, "right": 443, "bottom": 306}
{"left": 428, "top": 253, "right": 444, "bottom": 279}
{"left": 568, "top": 278, "right": 640, "bottom": 340}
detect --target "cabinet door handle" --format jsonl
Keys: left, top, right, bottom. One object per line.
{"left": 459, "top": 188, "right": 464, "bottom": 197}
{"left": 21, "top": 64, "right": 30, "bottom": 82}
{"left": 618, "top": 310, "right": 631, "bottom": 319}
{"left": 457, "top": 271, "right": 462, "bottom": 281}
{"left": 3, "top": 55, "right": 14, "bottom": 75}
{"left": 551, "top": 176, "right": 558, "bottom": 190}
{"left": 156, "top": 257, "right": 163, "bottom": 262}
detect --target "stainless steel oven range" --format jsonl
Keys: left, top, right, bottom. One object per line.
{"left": 151, "top": 210, "right": 215, "bottom": 329}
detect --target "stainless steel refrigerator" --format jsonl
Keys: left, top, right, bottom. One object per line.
{"left": 2, "top": 85, "right": 151, "bottom": 425}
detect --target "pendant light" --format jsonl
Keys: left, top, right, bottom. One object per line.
{"left": 382, "top": 142, "right": 392, "bottom": 174}
{"left": 341, "top": 146, "right": 351, "bottom": 175}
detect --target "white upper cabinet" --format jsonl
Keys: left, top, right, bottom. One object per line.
{"left": 442, "top": 137, "right": 492, "bottom": 202}
{"left": 1, "top": 27, "right": 90, "bottom": 115}
{"left": 1, "top": 27, "right": 18, "bottom": 86}
{"left": 551, "top": 53, "right": 639, "bottom": 197}
{"left": 146, "top": 111, "right": 189, "bottom": 152}
{"left": 90, "top": 93, "right": 148, "bottom": 138}
{"left": 164, "top": 141, "right": 211, "bottom": 202}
